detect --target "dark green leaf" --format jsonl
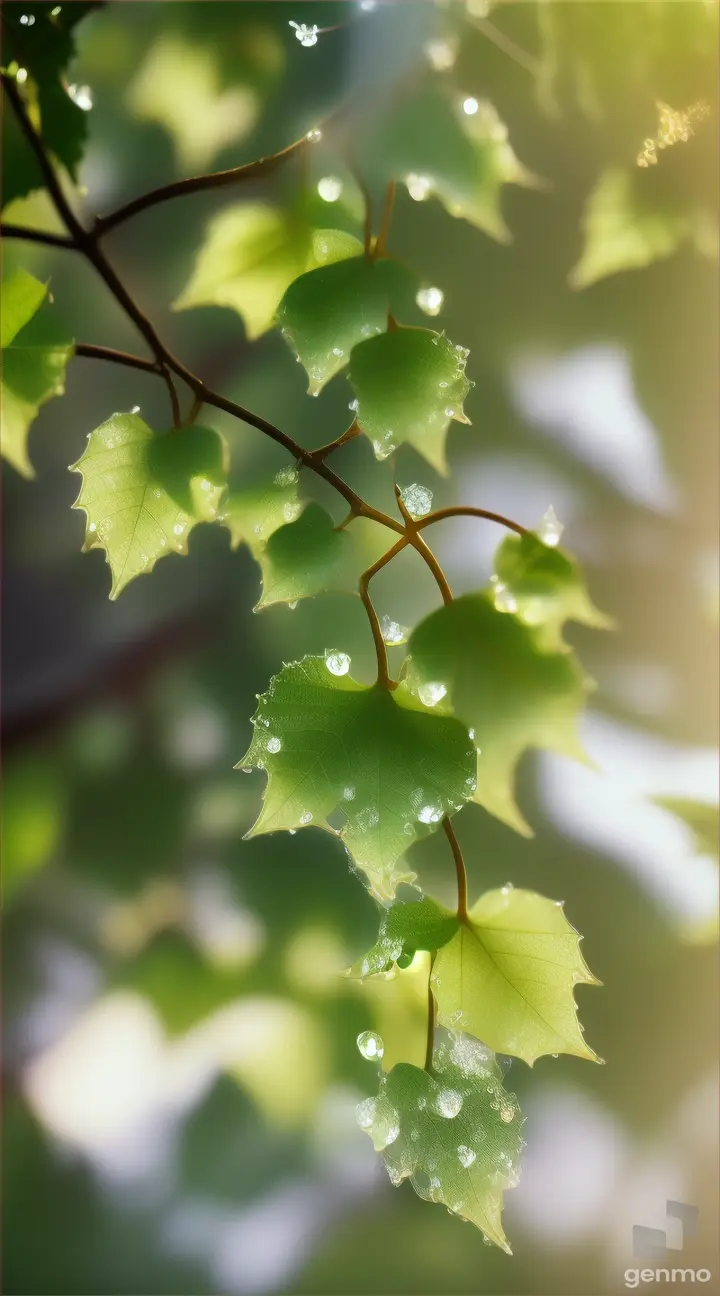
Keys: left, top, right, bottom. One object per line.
{"left": 345, "top": 896, "right": 458, "bottom": 978}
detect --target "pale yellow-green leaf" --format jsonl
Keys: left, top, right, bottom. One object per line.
{"left": 1, "top": 268, "right": 74, "bottom": 478}
{"left": 71, "top": 415, "right": 226, "bottom": 599}
{"left": 433, "top": 887, "right": 601, "bottom": 1065}
{"left": 355, "top": 950, "right": 432, "bottom": 1072}
{"left": 173, "top": 205, "right": 362, "bottom": 340}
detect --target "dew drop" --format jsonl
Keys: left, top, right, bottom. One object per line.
{"left": 88, "top": 522, "right": 97, "bottom": 532}
{"left": 306, "top": 127, "right": 323, "bottom": 142}
{"left": 275, "top": 465, "right": 299, "bottom": 487}
{"left": 380, "top": 616, "right": 408, "bottom": 646}
{"left": 444, "top": 407, "right": 456, "bottom": 418}
{"left": 500, "top": 1106, "right": 515, "bottom": 1122}
{"left": 16, "top": 68, "right": 28, "bottom": 84}
{"left": 288, "top": 600, "right": 299, "bottom": 610}
{"left": 538, "top": 504, "right": 564, "bottom": 547}
{"left": 131, "top": 405, "right": 141, "bottom": 414}
{"left": 493, "top": 581, "right": 518, "bottom": 614}
{"left": 348, "top": 398, "right": 359, "bottom": 412}
{"left": 355, "top": 1097, "right": 377, "bottom": 1130}
{"left": 68, "top": 83, "right": 93, "bottom": 111}
{"left": 331, "top": 347, "right": 344, "bottom": 357}
{"left": 457, "top": 1144, "right": 476, "bottom": 1167}
{"left": 173, "top": 523, "right": 185, "bottom": 536}
{"left": 317, "top": 175, "right": 342, "bottom": 202}
{"left": 325, "top": 650, "right": 350, "bottom": 676}
{"left": 418, "top": 681, "right": 447, "bottom": 707}
{"left": 357, "top": 1030, "right": 384, "bottom": 1061}
{"left": 290, "top": 20, "right": 319, "bottom": 47}
{"left": 417, "top": 804, "right": 442, "bottom": 824}
{"left": 299, "top": 811, "right": 313, "bottom": 825}
{"left": 416, "top": 285, "right": 444, "bottom": 317}
{"left": 435, "top": 1089, "right": 463, "bottom": 1118}
{"left": 462, "top": 96, "right": 479, "bottom": 116}
{"left": 266, "top": 736, "right": 282, "bottom": 754}
{"left": 343, "top": 786, "right": 356, "bottom": 800}
{"left": 400, "top": 483, "right": 433, "bottom": 518}
{"left": 405, "top": 172, "right": 432, "bottom": 202}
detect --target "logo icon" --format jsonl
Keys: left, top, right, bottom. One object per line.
{"left": 633, "top": 1201, "right": 699, "bottom": 1261}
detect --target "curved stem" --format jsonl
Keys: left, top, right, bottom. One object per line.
{"left": 358, "top": 537, "right": 408, "bottom": 689}
{"left": 409, "top": 532, "right": 454, "bottom": 605}
{"left": 416, "top": 506, "right": 527, "bottom": 537}
{"left": 443, "top": 817, "right": 468, "bottom": 922}
{"left": 75, "top": 343, "right": 161, "bottom": 375}
{"left": 349, "top": 157, "right": 374, "bottom": 258}
{"left": 374, "top": 180, "right": 396, "bottom": 259}
{"left": 425, "top": 954, "right": 436, "bottom": 1072}
{"left": 92, "top": 136, "right": 313, "bottom": 238}
{"left": 1, "top": 222, "right": 76, "bottom": 250}
{"left": 309, "top": 421, "right": 361, "bottom": 462}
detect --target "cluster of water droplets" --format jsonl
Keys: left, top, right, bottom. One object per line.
{"left": 380, "top": 616, "right": 408, "bottom": 646}
{"left": 289, "top": 20, "right": 319, "bottom": 46}
{"left": 400, "top": 483, "right": 433, "bottom": 518}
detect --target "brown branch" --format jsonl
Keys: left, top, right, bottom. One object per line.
{"left": 1, "top": 222, "right": 77, "bottom": 250}
{"left": 309, "top": 421, "right": 361, "bottom": 462}
{"left": 358, "top": 537, "right": 408, "bottom": 689}
{"left": 374, "top": 180, "right": 396, "bottom": 259}
{"left": 74, "top": 343, "right": 161, "bottom": 375}
{"left": 425, "top": 954, "right": 436, "bottom": 1072}
{"left": 443, "top": 817, "right": 468, "bottom": 922}
{"left": 92, "top": 136, "right": 313, "bottom": 239}
{"left": 416, "top": 506, "right": 527, "bottom": 537}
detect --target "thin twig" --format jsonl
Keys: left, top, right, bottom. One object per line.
{"left": 74, "top": 343, "right": 161, "bottom": 374}
{"left": 1, "top": 223, "right": 77, "bottom": 250}
{"left": 349, "top": 156, "right": 374, "bottom": 258}
{"left": 443, "top": 817, "right": 468, "bottom": 922}
{"left": 417, "top": 506, "right": 527, "bottom": 537}
{"left": 470, "top": 14, "right": 541, "bottom": 77}
{"left": 425, "top": 954, "right": 436, "bottom": 1072}
{"left": 310, "top": 421, "right": 361, "bottom": 462}
{"left": 184, "top": 395, "right": 205, "bottom": 426}
{"left": 358, "top": 537, "right": 409, "bottom": 689}
{"left": 92, "top": 137, "right": 313, "bottom": 238}
{"left": 374, "top": 180, "right": 396, "bottom": 258}
{"left": 409, "top": 531, "right": 454, "bottom": 605}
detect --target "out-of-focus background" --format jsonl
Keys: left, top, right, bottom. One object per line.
{"left": 2, "top": 3, "right": 718, "bottom": 1294}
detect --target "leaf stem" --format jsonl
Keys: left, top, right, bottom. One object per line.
{"left": 74, "top": 343, "right": 161, "bottom": 375}
{"left": 309, "top": 420, "right": 361, "bottom": 461}
{"left": 1, "top": 222, "right": 77, "bottom": 250}
{"left": 92, "top": 137, "right": 314, "bottom": 239}
{"left": 359, "top": 537, "right": 408, "bottom": 689}
{"left": 374, "top": 180, "right": 396, "bottom": 259}
{"left": 443, "top": 817, "right": 468, "bottom": 922}
{"left": 425, "top": 954, "right": 436, "bottom": 1071}
{"left": 349, "top": 156, "right": 374, "bottom": 259}
{"left": 416, "top": 506, "right": 527, "bottom": 537}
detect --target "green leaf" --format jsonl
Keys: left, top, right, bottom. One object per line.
{"left": 405, "top": 593, "right": 592, "bottom": 835}
{"left": 348, "top": 326, "right": 472, "bottom": 472}
{"left": 1, "top": 268, "right": 74, "bottom": 478}
{"left": 345, "top": 896, "right": 458, "bottom": 978}
{"left": 569, "top": 168, "right": 716, "bottom": 289}
{"left": 433, "top": 887, "right": 600, "bottom": 1065}
{"left": 653, "top": 798, "right": 719, "bottom": 859}
{"left": 493, "top": 531, "right": 613, "bottom": 650}
{"left": 356, "top": 950, "right": 433, "bottom": 1071}
{"left": 173, "top": 204, "right": 362, "bottom": 340}
{"left": 71, "top": 416, "right": 227, "bottom": 599}
{"left": 253, "top": 503, "right": 355, "bottom": 609}
{"left": 223, "top": 466, "right": 303, "bottom": 554}
{"left": 2, "top": 4, "right": 100, "bottom": 206}
{"left": 277, "top": 254, "right": 406, "bottom": 394}
{"left": 360, "top": 87, "right": 537, "bottom": 242}
{"left": 358, "top": 1033, "right": 523, "bottom": 1249}
{"left": 238, "top": 656, "right": 477, "bottom": 901}
{"left": 127, "top": 33, "right": 263, "bottom": 172}
{"left": 2, "top": 754, "right": 66, "bottom": 906}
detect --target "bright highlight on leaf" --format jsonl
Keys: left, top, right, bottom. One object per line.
{"left": 349, "top": 326, "right": 472, "bottom": 472}
{"left": 433, "top": 887, "right": 601, "bottom": 1065}
{"left": 277, "top": 254, "right": 405, "bottom": 394}
{"left": 71, "top": 415, "right": 227, "bottom": 599}
{"left": 358, "top": 1034, "right": 523, "bottom": 1249}
{"left": 492, "top": 531, "right": 613, "bottom": 650}
{"left": 173, "top": 204, "right": 362, "bottom": 339}
{"left": 238, "top": 656, "right": 477, "bottom": 901}
{"left": 1, "top": 268, "right": 74, "bottom": 478}
{"left": 406, "top": 593, "right": 592, "bottom": 835}
{"left": 345, "top": 896, "right": 458, "bottom": 978}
